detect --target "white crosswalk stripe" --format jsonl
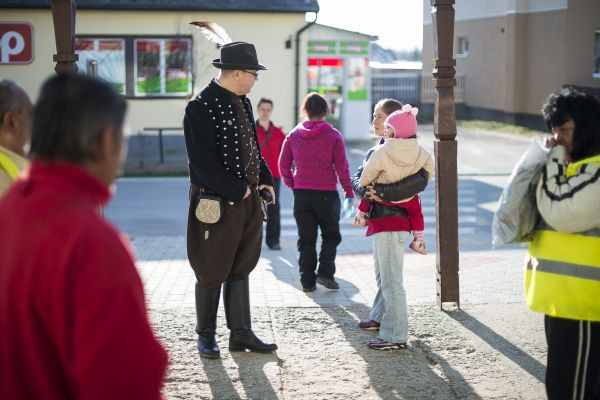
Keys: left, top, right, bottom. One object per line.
{"left": 274, "top": 181, "right": 483, "bottom": 241}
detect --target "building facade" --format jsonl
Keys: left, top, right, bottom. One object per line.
{"left": 422, "top": 0, "right": 600, "bottom": 128}
{"left": 0, "top": 0, "right": 318, "bottom": 134}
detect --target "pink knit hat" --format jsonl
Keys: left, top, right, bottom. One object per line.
{"left": 384, "top": 104, "right": 419, "bottom": 138}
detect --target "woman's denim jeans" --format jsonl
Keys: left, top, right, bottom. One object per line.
{"left": 368, "top": 230, "right": 410, "bottom": 343}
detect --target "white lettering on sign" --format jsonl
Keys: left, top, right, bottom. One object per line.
{"left": 0, "top": 31, "right": 25, "bottom": 63}
{"left": 0, "top": 22, "right": 33, "bottom": 64}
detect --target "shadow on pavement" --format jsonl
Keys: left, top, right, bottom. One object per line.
{"left": 446, "top": 310, "right": 546, "bottom": 383}
{"left": 229, "top": 351, "right": 281, "bottom": 400}
{"left": 318, "top": 305, "right": 481, "bottom": 399}
{"left": 199, "top": 357, "right": 239, "bottom": 399}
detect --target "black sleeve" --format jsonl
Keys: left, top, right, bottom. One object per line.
{"left": 352, "top": 148, "right": 375, "bottom": 198}
{"left": 183, "top": 100, "right": 247, "bottom": 202}
{"left": 373, "top": 168, "right": 429, "bottom": 202}
{"left": 352, "top": 163, "right": 368, "bottom": 198}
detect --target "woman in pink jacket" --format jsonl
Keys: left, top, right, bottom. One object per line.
{"left": 278, "top": 92, "right": 354, "bottom": 292}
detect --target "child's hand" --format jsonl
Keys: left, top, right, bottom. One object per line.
{"left": 365, "top": 185, "right": 382, "bottom": 202}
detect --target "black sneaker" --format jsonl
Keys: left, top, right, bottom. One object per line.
{"left": 268, "top": 243, "right": 281, "bottom": 250}
{"left": 368, "top": 338, "right": 407, "bottom": 350}
{"left": 302, "top": 285, "right": 316, "bottom": 292}
{"left": 316, "top": 276, "right": 339, "bottom": 290}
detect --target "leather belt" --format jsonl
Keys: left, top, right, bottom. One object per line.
{"left": 369, "top": 203, "right": 408, "bottom": 219}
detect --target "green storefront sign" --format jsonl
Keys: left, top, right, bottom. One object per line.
{"left": 307, "top": 41, "right": 336, "bottom": 54}
{"left": 340, "top": 41, "right": 369, "bottom": 55}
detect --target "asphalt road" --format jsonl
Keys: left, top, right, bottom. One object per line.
{"left": 105, "top": 126, "right": 535, "bottom": 252}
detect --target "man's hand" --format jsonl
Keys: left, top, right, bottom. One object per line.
{"left": 243, "top": 186, "right": 251, "bottom": 199}
{"left": 258, "top": 184, "right": 276, "bottom": 205}
{"left": 365, "top": 185, "right": 382, "bottom": 202}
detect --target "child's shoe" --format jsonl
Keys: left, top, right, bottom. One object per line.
{"left": 409, "top": 239, "right": 427, "bottom": 255}
{"left": 353, "top": 211, "right": 367, "bottom": 227}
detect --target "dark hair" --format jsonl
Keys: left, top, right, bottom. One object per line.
{"left": 542, "top": 87, "right": 600, "bottom": 161}
{"left": 301, "top": 92, "right": 329, "bottom": 119}
{"left": 0, "top": 80, "right": 27, "bottom": 123}
{"left": 258, "top": 98, "right": 273, "bottom": 109}
{"left": 374, "top": 98, "right": 403, "bottom": 116}
{"left": 30, "top": 73, "right": 127, "bottom": 163}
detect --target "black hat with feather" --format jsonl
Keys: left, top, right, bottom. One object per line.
{"left": 190, "top": 21, "right": 268, "bottom": 71}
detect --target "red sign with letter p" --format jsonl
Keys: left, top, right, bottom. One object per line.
{"left": 0, "top": 22, "right": 34, "bottom": 64}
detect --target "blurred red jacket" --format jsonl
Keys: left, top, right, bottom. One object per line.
{"left": 256, "top": 121, "right": 286, "bottom": 179}
{"left": 0, "top": 162, "right": 168, "bottom": 400}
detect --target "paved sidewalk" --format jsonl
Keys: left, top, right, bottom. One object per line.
{"left": 135, "top": 235, "right": 527, "bottom": 310}
{"left": 132, "top": 234, "right": 545, "bottom": 399}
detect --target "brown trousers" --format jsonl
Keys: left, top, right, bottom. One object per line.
{"left": 187, "top": 185, "right": 263, "bottom": 288}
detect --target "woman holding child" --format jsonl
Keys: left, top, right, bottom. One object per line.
{"left": 351, "top": 98, "right": 432, "bottom": 350}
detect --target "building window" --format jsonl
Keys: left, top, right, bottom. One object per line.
{"left": 456, "top": 37, "right": 469, "bottom": 58}
{"left": 75, "top": 35, "right": 192, "bottom": 98}
{"left": 594, "top": 30, "right": 600, "bottom": 78}
{"left": 135, "top": 38, "right": 192, "bottom": 96}
{"left": 75, "top": 38, "right": 126, "bottom": 94}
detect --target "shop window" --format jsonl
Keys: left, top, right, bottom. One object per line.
{"left": 75, "top": 38, "right": 126, "bottom": 94}
{"left": 594, "top": 30, "right": 600, "bottom": 78}
{"left": 75, "top": 36, "right": 192, "bottom": 98}
{"left": 456, "top": 36, "right": 469, "bottom": 58}
{"left": 307, "top": 57, "right": 344, "bottom": 127}
{"left": 135, "top": 38, "right": 192, "bottom": 96}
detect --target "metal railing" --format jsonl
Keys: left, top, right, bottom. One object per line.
{"left": 420, "top": 73, "right": 465, "bottom": 104}
{"left": 125, "top": 127, "right": 186, "bottom": 170}
{"left": 370, "top": 70, "right": 465, "bottom": 107}
{"left": 371, "top": 71, "right": 421, "bottom": 105}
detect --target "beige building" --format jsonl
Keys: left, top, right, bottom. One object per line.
{"left": 422, "top": 0, "right": 600, "bottom": 128}
{"left": 0, "top": 0, "right": 319, "bottom": 134}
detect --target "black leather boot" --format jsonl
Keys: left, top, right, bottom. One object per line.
{"left": 195, "top": 282, "right": 221, "bottom": 359}
{"left": 223, "top": 278, "right": 278, "bottom": 353}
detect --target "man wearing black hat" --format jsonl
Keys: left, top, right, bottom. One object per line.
{"left": 183, "top": 42, "right": 277, "bottom": 359}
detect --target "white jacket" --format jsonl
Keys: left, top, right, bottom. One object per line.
{"left": 359, "top": 138, "right": 433, "bottom": 192}
{"left": 536, "top": 145, "right": 600, "bottom": 233}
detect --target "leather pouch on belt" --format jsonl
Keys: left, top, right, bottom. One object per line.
{"left": 195, "top": 192, "right": 223, "bottom": 224}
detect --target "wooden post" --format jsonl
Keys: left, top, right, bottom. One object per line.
{"left": 51, "top": 0, "right": 78, "bottom": 74}
{"left": 431, "top": 0, "right": 459, "bottom": 308}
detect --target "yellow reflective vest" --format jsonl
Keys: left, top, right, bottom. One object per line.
{"left": 0, "top": 151, "right": 19, "bottom": 179}
{"left": 525, "top": 154, "right": 600, "bottom": 321}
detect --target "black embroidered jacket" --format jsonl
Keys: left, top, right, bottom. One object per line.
{"left": 183, "top": 80, "right": 273, "bottom": 203}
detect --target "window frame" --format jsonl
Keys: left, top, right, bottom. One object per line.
{"left": 74, "top": 37, "right": 127, "bottom": 94}
{"left": 594, "top": 30, "right": 600, "bottom": 79}
{"left": 75, "top": 34, "right": 194, "bottom": 99}
{"left": 456, "top": 36, "right": 469, "bottom": 58}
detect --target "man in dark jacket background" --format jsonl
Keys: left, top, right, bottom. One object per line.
{"left": 183, "top": 41, "right": 277, "bottom": 359}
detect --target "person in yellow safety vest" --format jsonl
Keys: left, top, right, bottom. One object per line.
{"left": 526, "top": 87, "right": 600, "bottom": 400}
{"left": 0, "top": 80, "right": 31, "bottom": 197}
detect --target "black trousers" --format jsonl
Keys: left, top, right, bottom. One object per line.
{"left": 187, "top": 185, "right": 263, "bottom": 288}
{"left": 293, "top": 189, "right": 341, "bottom": 286}
{"left": 265, "top": 178, "right": 281, "bottom": 247}
{"left": 545, "top": 315, "right": 600, "bottom": 400}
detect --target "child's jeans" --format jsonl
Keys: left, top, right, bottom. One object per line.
{"left": 369, "top": 230, "right": 410, "bottom": 343}
{"left": 358, "top": 195, "right": 424, "bottom": 233}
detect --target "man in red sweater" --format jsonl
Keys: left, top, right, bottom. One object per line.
{"left": 255, "top": 98, "right": 286, "bottom": 250}
{"left": 0, "top": 74, "right": 168, "bottom": 399}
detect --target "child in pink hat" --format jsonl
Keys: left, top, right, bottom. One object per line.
{"left": 354, "top": 104, "right": 433, "bottom": 254}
